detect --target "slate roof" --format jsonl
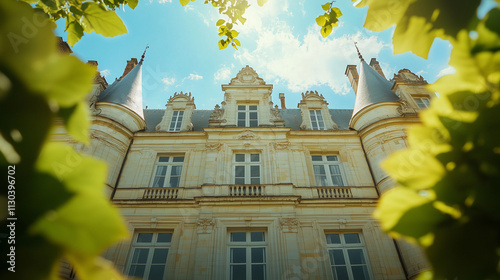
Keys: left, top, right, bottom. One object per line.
{"left": 143, "top": 108, "right": 353, "bottom": 132}
{"left": 352, "top": 60, "right": 399, "bottom": 118}
{"left": 97, "top": 62, "right": 144, "bottom": 119}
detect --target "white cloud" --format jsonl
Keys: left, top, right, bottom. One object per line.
{"left": 187, "top": 73, "right": 203, "bottom": 80}
{"left": 158, "top": 0, "right": 172, "bottom": 3}
{"left": 214, "top": 65, "right": 233, "bottom": 82}
{"left": 161, "top": 76, "right": 176, "bottom": 90}
{"left": 100, "top": 69, "right": 110, "bottom": 77}
{"left": 437, "top": 66, "right": 455, "bottom": 78}
{"left": 235, "top": 21, "right": 388, "bottom": 95}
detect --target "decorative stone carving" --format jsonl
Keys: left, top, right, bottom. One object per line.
{"left": 237, "top": 130, "right": 260, "bottom": 140}
{"left": 397, "top": 98, "right": 416, "bottom": 115}
{"left": 280, "top": 217, "right": 299, "bottom": 233}
{"left": 229, "top": 65, "right": 266, "bottom": 85}
{"left": 197, "top": 218, "right": 215, "bottom": 234}
{"left": 392, "top": 69, "right": 428, "bottom": 85}
{"left": 270, "top": 105, "right": 282, "bottom": 121}
{"left": 337, "top": 217, "right": 347, "bottom": 229}
{"left": 210, "top": 104, "right": 224, "bottom": 120}
{"left": 168, "top": 91, "right": 195, "bottom": 103}
{"left": 205, "top": 142, "right": 223, "bottom": 151}
{"left": 273, "top": 141, "right": 289, "bottom": 150}
{"left": 156, "top": 91, "right": 196, "bottom": 131}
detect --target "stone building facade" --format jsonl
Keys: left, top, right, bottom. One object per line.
{"left": 58, "top": 54, "right": 436, "bottom": 280}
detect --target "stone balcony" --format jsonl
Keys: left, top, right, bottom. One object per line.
{"left": 112, "top": 184, "right": 378, "bottom": 201}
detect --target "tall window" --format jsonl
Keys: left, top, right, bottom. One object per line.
{"left": 228, "top": 230, "right": 267, "bottom": 280}
{"left": 127, "top": 232, "right": 173, "bottom": 280}
{"left": 413, "top": 97, "right": 430, "bottom": 109}
{"left": 312, "top": 155, "right": 344, "bottom": 186}
{"left": 234, "top": 154, "right": 261, "bottom": 184}
{"left": 237, "top": 105, "right": 258, "bottom": 127}
{"left": 151, "top": 156, "right": 184, "bottom": 188}
{"left": 169, "top": 110, "right": 184, "bottom": 131}
{"left": 309, "top": 110, "right": 325, "bottom": 130}
{"left": 325, "top": 233, "right": 372, "bottom": 280}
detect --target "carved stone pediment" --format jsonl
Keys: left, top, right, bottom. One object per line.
{"left": 236, "top": 130, "right": 260, "bottom": 140}
{"left": 392, "top": 69, "right": 428, "bottom": 85}
{"left": 229, "top": 65, "right": 266, "bottom": 85}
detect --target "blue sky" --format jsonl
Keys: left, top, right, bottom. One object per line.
{"left": 56, "top": 0, "right": 458, "bottom": 110}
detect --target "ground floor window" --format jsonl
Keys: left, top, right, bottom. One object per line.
{"left": 228, "top": 230, "right": 267, "bottom": 280}
{"left": 127, "top": 232, "right": 173, "bottom": 280}
{"left": 325, "top": 232, "right": 372, "bottom": 280}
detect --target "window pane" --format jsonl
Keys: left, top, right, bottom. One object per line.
{"left": 132, "top": 248, "right": 150, "bottom": 263}
{"left": 313, "top": 165, "right": 326, "bottom": 175}
{"left": 178, "top": 111, "right": 184, "bottom": 116}
{"left": 129, "top": 265, "right": 146, "bottom": 278}
{"left": 250, "top": 166, "right": 260, "bottom": 177}
{"left": 169, "top": 176, "right": 180, "bottom": 188}
{"left": 137, "top": 233, "right": 153, "bottom": 243}
{"left": 231, "top": 232, "right": 246, "bottom": 242}
{"left": 250, "top": 154, "right": 260, "bottom": 162}
{"left": 249, "top": 112, "right": 258, "bottom": 119}
{"left": 231, "top": 248, "right": 246, "bottom": 263}
{"left": 235, "top": 166, "right": 245, "bottom": 177}
{"left": 250, "top": 178, "right": 261, "bottom": 184}
{"left": 152, "top": 249, "right": 168, "bottom": 264}
{"left": 170, "top": 165, "right": 182, "bottom": 176}
{"left": 238, "top": 105, "right": 246, "bottom": 110}
{"left": 330, "top": 249, "right": 346, "bottom": 265}
{"left": 173, "top": 156, "right": 184, "bottom": 162}
{"left": 148, "top": 265, "right": 165, "bottom": 280}
{"left": 329, "top": 165, "right": 341, "bottom": 175}
{"left": 326, "top": 155, "right": 338, "bottom": 162}
{"left": 157, "top": 233, "right": 172, "bottom": 243}
{"left": 155, "top": 166, "right": 168, "bottom": 175}
{"left": 251, "top": 232, "right": 265, "bottom": 242}
{"left": 347, "top": 249, "right": 366, "bottom": 265}
{"left": 315, "top": 175, "right": 328, "bottom": 187}
{"left": 235, "top": 154, "right": 245, "bottom": 162}
{"left": 326, "top": 234, "right": 341, "bottom": 244}
{"left": 311, "top": 121, "right": 318, "bottom": 130}
{"left": 249, "top": 120, "right": 258, "bottom": 127}
{"left": 152, "top": 176, "right": 165, "bottom": 188}
{"left": 249, "top": 105, "right": 257, "bottom": 110}
{"left": 251, "top": 264, "right": 265, "bottom": 280}
{"left": 351, "top": 266, "right": 370, "bottom": 280}
{"left": 331, "top": 176, "right": 344, "bottom": 186}
{"left": 251, "top": 247, "right": 265, "bottom": 263}
{"left": 311, "top": 155, "right": 323, "bottom": 161}
{"left": 235, "top": 178, "right": 245, "bottom": 184}
{"left": 333, "top": 266, "right": 349, "bottom": 280}
{"left": 231, "top": 265, "right": 246, "bottom": 280}
{"left": 238, "top": 120, "right": 246, "bottom": 127}
{"left": 238, "top": 112, "right": 246, "bottom": 119}
{"left": 344, "top": 233, "right": 361, "bottom": 244}
{"left": 158, "top": 157, "right": 170, "bottom": 163}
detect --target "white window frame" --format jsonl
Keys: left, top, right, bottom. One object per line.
{"left": 234, "top": 153, "right": 261, "bottom": 185}
{"left": 227, "top": 230, "right": 268, "bottom": 280}
{"left": 311, "top": 155, "right": 345, "bottom": 187}
{"left": 325, "top": 232, "right": 373, "bottom": 280}
{"left": 127, "top": 231, "right": 173, "bottom": 280}
{"left": 413, "top": 97, "right": 430, "bottom": 109}
{"left": 237, "top": 105, "right": 258, "bottom": 127}
{"left": 151, "top": 156, "right": 184, "bottom": 188}
{"left": 309, "top": 109, "right": 325, "bottom": 130}
{"left": 169, "top": 110, "right": 184, "bottom": 131}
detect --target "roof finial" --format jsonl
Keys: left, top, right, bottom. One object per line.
{"left": 140, "top": 45, "right": 149, "bottom": 63}
{"left": 354, "top": 42, "right": 364, "bottom": 62}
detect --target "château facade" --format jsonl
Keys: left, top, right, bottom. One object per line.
{"left": 57, "top": 52, "right": 435, "bottom": 280}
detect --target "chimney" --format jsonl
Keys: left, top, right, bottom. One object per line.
{"left": 369, "top": 58, "right": 386, "bottom": 78}
{"left": 345, "top": 65, "right": 359, "bottom": 95}
{"left": 120, "top": 58, "right": 138, "bottom": 80}
{"left": 56, "top": 37, "right": 72, "bottom": 54}
{"left": 279, "top": 93, "right": 286, "bottom": 109}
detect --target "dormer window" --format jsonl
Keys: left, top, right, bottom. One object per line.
{"left": 169, "top": 110, "right": 184, "bottom": 131}
{"left": 309, "top": 110, "right": 325, "bottom": 130}
{"left": 237, "top": 105, "right": 258, "bottom": 127}
{"left": 414, "top": 97, "right": 430, "bottom": 109}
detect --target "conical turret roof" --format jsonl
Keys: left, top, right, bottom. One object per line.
{"left": 97, "top": 61, "right": 144, "bottom": 119}
{"left": 351, "top": 60, "right": 399, "bottom": 118}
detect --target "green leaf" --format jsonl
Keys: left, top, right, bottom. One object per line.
{"left": 321, "top": 3, "right": 330, "bottom": 11}
{"left": 320, "top": 24, "right": 332, "bottom": 38}
{"left": 218, "top": 39, "right": 229, "bottom": 49}
{"left": 67, "top": 21, "right": 84, "bottom": 46}
{"left": 81, "top": 2, "right": 127, "bottom": 37}
{"left": 257, "top": 0, "right": 268, "bottom": 7}
{"left": 180, "top": 0, "right": 190, "bottom": 6}
{"left": 331, "top": 7, "right": 342, "bottom": 17}
{"left": 127, "top": 0, "right": 138, "bottom": 9}
{"left": 216, "top": 19, "right": 225, "bottom": 26}
{"left": 57, "top": 101, "right": 90, "bottom": 144}
{"left": 233, "top": 38, "right": 241, "bottom": 46}
{"left": 316, "top": 15, "right": 326, "bottom": 27}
